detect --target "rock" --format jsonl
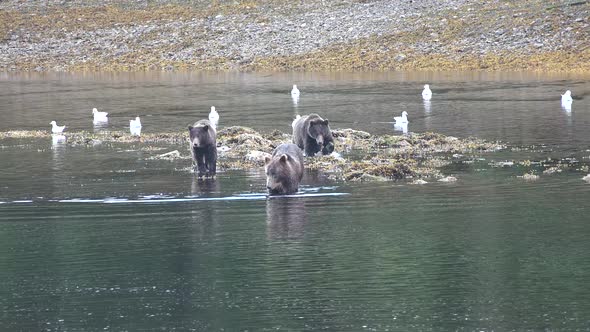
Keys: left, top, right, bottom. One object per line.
{"left": 494, "top": 161, "right": 514, "bottom": 167}
{"left": 394, "top": 54, "right": 407, "bottom": 62}
{"left": 438, "top": 176, "right": 457, "bottom": 183}
{"left": 398, "top": 140, "right": 412, "bottom": 147}
{"left": 412, "top": 179, "right": 428, "bottom": 185}
{"left": 150, "top": 150, "right": 185, "bottom": 160}
{"left": 519, "top": 173, "right": 539, "bottom": 181}
{"left": 245, "top": 150, "right": 271, "bottom": 162}
{"left": 218, "top": 145, "right": 231, "bottom": 153}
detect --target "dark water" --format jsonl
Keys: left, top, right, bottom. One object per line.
{"left": 1, "top": 72, "right": 590, "bottom": 331}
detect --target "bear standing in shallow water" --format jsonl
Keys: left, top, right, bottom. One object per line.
{"left": 264, "top": 143, "right": 304, "bottom": 195}
{"left": 188, "top": 119, "right": 217, "bottom": 178}
{"left": 292, "top": 114, "right": 335, "bottom": 156}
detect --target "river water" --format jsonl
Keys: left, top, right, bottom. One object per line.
{"left": 0, "top": 71, "right": 589, "bottom": 331}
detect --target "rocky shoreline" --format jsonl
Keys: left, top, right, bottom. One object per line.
{"left": 1, "top": 0, "right": 589, "bottom": 72}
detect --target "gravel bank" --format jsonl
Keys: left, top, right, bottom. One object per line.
{"left": 1, "top": 0, "right": 588, "bottom": 72}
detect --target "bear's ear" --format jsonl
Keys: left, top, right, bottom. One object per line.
{"left": 188, "top": 125, "right": 193, "bottom": 130}
{"left": 324, "top": 119, "right": 329, "bottom": 125}
{"left": 203, "top": 125, "right": 209, "bottom": 131}
{"left": 264, "top": 156, "right": 271, "bottom": 165}
{"left": 279, "top": 154, "right": 288, "bottom": 163}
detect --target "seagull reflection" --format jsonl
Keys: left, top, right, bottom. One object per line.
{"left": 51, "top": 134, "right": 66, "bottom": 146}
{"left": 423, "top": 100, "right": 431, "bottom": 113}
{"left": 51, "top": 134, "right": 67, "bottom": 173}
{"left": 266, "top": 197, "right": 307, "bottom": 240}
{"left": 93, "top": 119, "right": 108, "bottom": 131}
{"left": 393, "top": 122, "right": 408, "bottom": 135}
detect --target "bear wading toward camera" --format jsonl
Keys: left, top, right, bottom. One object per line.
{"left": 188, "top": 119, "right": 217, "bottom": 178}
{"left": 264, "top": 143, "right": 304, "bottom": 195}
{"left": 292, "top": 114, "right": 335, "bottom": 156}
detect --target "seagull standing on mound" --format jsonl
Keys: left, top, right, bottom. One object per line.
{"left": 129, "top": 116, "right": 142, "bottom": 136}
{"left": 92, "top": 108, "right": 108, "bottom": 122}
{"left": 291, "top": 85, "right": 300, "bottom": 98}
{"left": 561, "top": 90, "right": 573, "bottom": 104}
{"left": 50, "top": 121, "right": 66, "bottom": 133}
{"left": 422, "top": 84, "right": 432, "bottom": 101}
{"left": 394, "top": 111, "right": 409, "bottom": 124}
{"left": 209, "top": 106, "right": 219, "bottom": 130}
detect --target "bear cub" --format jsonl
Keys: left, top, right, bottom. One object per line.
{"left": 264, "top": 143, "right": 304, "bottom": 195}
{"left": 188, "top": 119, "right": 217, "bottom": 178}
{"left": 292, "top": 114, "right": 335, "bottom": 156}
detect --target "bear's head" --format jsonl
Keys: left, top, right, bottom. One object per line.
{"left": 188, "top": 123, "right": 212, "bottom": 148}
{"left": 307, "top": 118, "right": 334, "bottom": 154}
{"left": 264, "top": 154, "right": 294, "bottom": 195}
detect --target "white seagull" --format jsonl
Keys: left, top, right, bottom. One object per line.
{"left": 422, "top": 84, "right": 432, "bottom": 101}
{"left": 50, "top": 121, "right": 66, "bottom": 133}
{"left": 394, "top": 111, "right": 409, "bottom": 124}
{"left": 561, "top": 90, "right": 573, "bottom": 104}
{"left": 92, "top": 107, "right": 108, "bottom": 122}
{"left": 291, "top": 84, "right": 300, "bottom": 98}
{"left": 129, "top": 116, "right": 142, "bottom": 136}
{"left": 208, "top": 106, "right": 219, "bottom": 130}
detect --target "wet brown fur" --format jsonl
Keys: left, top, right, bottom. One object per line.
{"left": 264, "top": 143, "right": 304, "bottom": 195}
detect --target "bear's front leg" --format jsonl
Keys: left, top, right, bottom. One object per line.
{"left": 206, "top": 146, "right": 217, "bottom": 177}
{"left": 322, "top": 141, "right": 334, "bottom": 155}
{"left": 195, "top": 149, "right": 207, "bottom": 178}
{"left": 304, "top": 137, "right": 320, "bottom": 156}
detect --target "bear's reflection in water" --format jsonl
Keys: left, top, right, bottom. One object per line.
{"left": 189, "top": 177, "right": 221, "bottom": 240}
{"left": 191, "top": 176, "right": 220, "bottom": 195}
{"left": 266, "top": 197, "right": 307, "bottom": 240}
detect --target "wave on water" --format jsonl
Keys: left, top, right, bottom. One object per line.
{"left": 58, "top": 192, "right": 349, "bottom": 204}
{"left": 0, "top": 192, "right": 349, "bottom": 205}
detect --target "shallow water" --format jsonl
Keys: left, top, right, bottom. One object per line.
{"left": 1, "top": 71, "right": 590, "bottom": 331}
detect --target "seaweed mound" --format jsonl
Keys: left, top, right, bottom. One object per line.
{"left": 0, "top": 127, "right": 504, "bottom": 181}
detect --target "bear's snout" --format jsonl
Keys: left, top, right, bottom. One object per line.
{"left": 316, "top": 135, "right": 324, "bottom": 146}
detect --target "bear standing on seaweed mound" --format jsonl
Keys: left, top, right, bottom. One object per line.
{"left": 188, "top": 119, "right": 217, "bottom": 178}
{"left": 264, "top": 143, "right": 304, "bottom": 195}
{"left": 292, "top": 114, "right": 335, "bottom": 156}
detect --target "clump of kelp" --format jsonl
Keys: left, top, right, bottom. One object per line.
{"left": 1, "top": 127, "right": 504, "bottom": 181}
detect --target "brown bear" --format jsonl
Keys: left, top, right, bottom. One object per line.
{"left": 188, "top": 119, "right": 217, "bottom": 178}
{"left": 264, "top": 143, "right": 304, "bottom": 195}
{"left": 292, "top": 114, "right": 335, "bottom": 156}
